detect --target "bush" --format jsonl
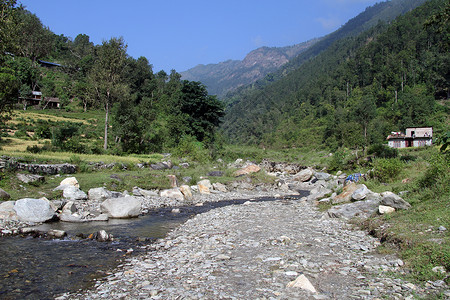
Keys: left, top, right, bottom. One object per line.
{"left": 173, "top": 135, "right": 210, "bottom": 163}
{"left": 372, "top": 158, "right": 404, "bottom": 182}
{"left": 367, "top": 143, "right": 398, "bottom": 158}
{"left": 418, "top": 153, "right": 449, "bottom": 189}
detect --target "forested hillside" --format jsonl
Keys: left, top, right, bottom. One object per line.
{"left": 0, "top": 1, "right": 224, "bottom": 154}
{"left": 222, "top": 0, "right": 449, "bottom": 150}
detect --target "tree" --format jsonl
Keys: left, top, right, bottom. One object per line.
{"left": 88, "top": 37, "right": 128, "bottom": 150}
{"left": 178, "top": 81, "right": 225, "bottom": 142}
{"left": 0, "top": 67, "right": 19, "bottom": 127}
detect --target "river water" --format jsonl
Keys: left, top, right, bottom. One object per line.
{"left": 0, "top": 194, "right": 308, "bottom": 299}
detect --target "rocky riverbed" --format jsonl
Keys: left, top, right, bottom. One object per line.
{"left": 1, "top": 160, "right": 449, "bottom": 299}
{"left": 64, "top": 198, "right": 447, "bottom": 299}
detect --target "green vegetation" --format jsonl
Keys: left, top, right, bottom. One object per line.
{"left": 222, "top": 0, "right": 449, "bottom": 152}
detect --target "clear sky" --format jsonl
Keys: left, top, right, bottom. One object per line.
{"left": 19, "top": 0, "right": 381, "bottom": 72}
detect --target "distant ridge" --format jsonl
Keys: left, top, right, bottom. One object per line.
{"left": 180, "top": 39, "right": 318, "bottom": 98}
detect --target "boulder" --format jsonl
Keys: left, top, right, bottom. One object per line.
{"left": 380, "top": 192, "right": 411, "bottom": 210}
{"left": 352, "top": 184, "right": 370, "bottom": 201}
{"left": 314, "top": 172, "right": 331, "bottom": 181}
{"left": 213, "top": 182, "right": 227, "bottom": 193}
{"left": 293, "top": 168, "right": 313, "bottom": 182}
{"left": 60, "top": 213, "right": 86, "bottom": 223}
{"left": 132, "top": 187, "right": 158, "bottom": 198}
{"left": 307, "top": 187, "right": 332, "bottom": 201}
{"left": 0, "top": 201, "right": 18, "bottom": 220}
{"left": 179, "top": 185, "right": 193, "bottom": 201}
{"left": 328, "top": 194, "right": 381, "bottom": 219}
{"left": 332, "top": 182, "right": 358, "bottom": 204}
{"left": 378, "top": 205, "right": 395, "bottom": 214}
{"left": 198, "top": 179, "right": 212, "bottom": 194}
{"left": 286, "top": 274, "right": 317, "bottom": 293}
{"left": 100, "top": 197, "right": 143, "bottom": 218}
{"left": 160, "top": 188, "right": 185, "bottom": 201}
{"left": 16, "top": 173, "right": 45, "bottom": 184}
{"left": 62, "top": 201, "right": 78, "bottom": 214}
{"left": 0, "top": 188, "right": 10, "bottom": 201}
{"left": 14, "top": 198, "right": 56, "bottom": 223}
{"left": 88, "top": 187, "right": 113, "bottom": 201}
{"left": 207, "top": 171, "right": 224, "bottom": 177}
{"left": 63, "top": 186, "right": 87, "bottom": 201}
{"left": 234, "top": 164, "right": 261, "bottom": 177}
{"left": 167, "top": 175, "right": 178, "bottom": 188}
{"left": 59, "top": 177, "right": 79, "bottom": 188}
{"left": 197, "top": 179, "right": 212, "bottom": 189}
{"left": 47, "top": 229, "right": 66, "bottom": 238}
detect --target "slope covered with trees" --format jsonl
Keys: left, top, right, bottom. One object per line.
{"left": 222, "top": 0, "right": 449, "bottom": 151}
{"left": 0, "top": 0, "right": 224, "bottom": 154}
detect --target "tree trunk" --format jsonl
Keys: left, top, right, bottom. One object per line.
{"left": 104, "top": 101, "right": 109, "bottom": 150}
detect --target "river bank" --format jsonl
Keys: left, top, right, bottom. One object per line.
{"left": 64, "top": 195, "right": 447, "bottom": 299}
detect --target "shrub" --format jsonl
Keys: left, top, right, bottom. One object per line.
{"left": 372, "top": 158, "right": 404, "bottom": 182}
{"left": 367, "top": 143, "right": 398, "bottom": 158}
{"left": 173, "top": 135, "right": 210, "bottom": 163}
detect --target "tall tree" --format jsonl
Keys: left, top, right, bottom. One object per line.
{"left": 89, "top": 37, "right": 128, "bottom": 150}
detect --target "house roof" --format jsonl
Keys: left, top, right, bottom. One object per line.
{"left": 387, "top": 133, "right": 405, "bottom": 140}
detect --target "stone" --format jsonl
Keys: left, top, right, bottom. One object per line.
{"left": 95, "top": 230, "right": 112, "bottom": 242}
{"left": 14, "top": 198, "right": 56, "bottom": 223}
{"left": 432, "top": 266, "right": 446, "bottom": 274}
{"left": 160, "top": 188, "right": 185, "bottom": 201}
{"left": 132, "top": 187, "right": 157, "bottom": 198}
{"left": 352, "top": 184, "right": 370, "bottom": 201}
{"left": 234, "top": 164, "right": 261, "bottom": 177}
{"left": 59, "top": 213, "right": 86, "bottom": 223}
{"left": 63, "top": 186, "right": 87, "bottom": 201}
{"left": 332, "top": 182, "right": 358, "bottom": 204}
{"left": 378, "top": 205, "right": 395, "bottom": 214}
{"left": 88, "top": 187, "right": 113, "bottom": 201}
{"left": 167, "top": 175, "right": 178, "bottom": 188}
{"left": 287, "top": 274, "right": 317, "bottom": 293}
{"left": 100, "top": 197, "right": 142, "bottom": 218}
{"left": 16, "top": 173, "right": 45, "bottom": 184}
{"left": 293, "top": 168, "right": 313, "bottom": 182}
{"left": 0, "top": 188, "right": 10, "bottom": 201}
{"left": 59, "top": 177, "right": 79, "bottom": 188}
{"left": 438, "top": 226, "right": 447, "bottom": 231}
{"left": 207, "top": 171, "right": 224, "bottom": 177}
{"left": 212, "top": 182, "right": 227, "bottom": 193}
{"left": 314, "top": 172, "right": 331, "bottom": 181}
{"left": 47, "top": 229, "right": 66, "bottom": 238}
{"left": 328, "top": 197, "right": 380, "bottom": 219}
{"left": 91, "top": 214, "right": 109, "bottom": 221}
{"left": 380, "top": 192, "right": 411, "bottom": 210}
{"left": 62, "top": 201, "right": 78, "bottom": 214}
{"left": 197, "top": 179, "right": 212, "bottom": 189}
{"left": 198, "top": 183, "right": 211, "bottom": 194}
{"left": 0, "top": 201, "right": 18, "bottom": 220}
{"left": 179, "top": 185, "right": 193, "bottom": 201}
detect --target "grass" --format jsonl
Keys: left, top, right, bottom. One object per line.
{"left": 8, "top": 110, "right": 94, "bottom": 125}
{"left": 360, "top": 146, "right": 450, "bottom": 284}
{"left": 0, "top": 138, "right": 51, "bottom": 152}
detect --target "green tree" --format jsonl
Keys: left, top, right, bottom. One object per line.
{"left": 0, "top": 67, "right": 19, "bottom": 126}
{"left": 88, "top": 37, "right": 128, "bottom": 150}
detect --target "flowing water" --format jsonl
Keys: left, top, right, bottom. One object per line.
{"left": 0, "top": 193, "right": 308, "bottom": 299}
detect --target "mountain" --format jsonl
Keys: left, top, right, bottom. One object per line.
{"left": 180, "top": 39, "right": 318, "bottom": 98}
{"left": 221, "top": 0, "right": 448, "bottom": 149}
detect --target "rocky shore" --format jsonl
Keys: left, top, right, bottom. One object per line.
{"left": 64, "top": 196, "right": 447, "bottom": 299}
{"left": 1, "top": 159, "right": 448, "bottom": 298}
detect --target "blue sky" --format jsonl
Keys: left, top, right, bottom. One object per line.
{"left": 19, "top": 0, "right": 381, "bottom": 72}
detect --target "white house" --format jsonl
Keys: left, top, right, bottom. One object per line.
{"left": 387, "top": 127, "right": 432, "bottom": 148}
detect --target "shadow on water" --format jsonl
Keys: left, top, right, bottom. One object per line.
{"left": 0, "top": 191, "right": 309, "bottom": 299}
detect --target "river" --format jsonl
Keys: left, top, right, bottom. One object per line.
{"left": 0, "top": 194, "right": 308, "bottom": 299}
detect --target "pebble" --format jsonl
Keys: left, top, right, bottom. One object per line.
{"left": 66, "top": 196, "right": 444, "bottom": 299}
